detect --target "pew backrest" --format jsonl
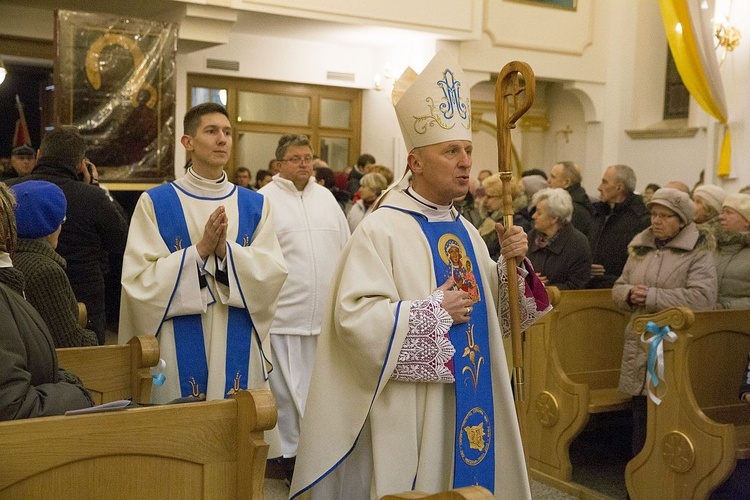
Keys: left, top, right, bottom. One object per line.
{"left": 551, "top": 289, "right": 631, "bottom": 393}
{"left": 0, "top": 388, "right": 276, "bottom": 499}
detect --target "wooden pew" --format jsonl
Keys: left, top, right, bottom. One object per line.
{"left": 523, "top": 287, "right": 632, "bottom": 491}
{"left": 625, "top": 307, "right": 750, "bottom": 499}
{"left": 382, "top": 486, "right": 493, "bottom": 499}
{"left": 0, "top": 388, "right": 277, "bottom": 499}
{"left": 56, "top": 335, "right": 159, "bottom": 405}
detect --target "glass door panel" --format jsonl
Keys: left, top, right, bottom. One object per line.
{"left": 237, "top": 91, "right": 310, "bottom": 126}
{"left": 320, "top": 98, "right": 350, "bottom": 129}
{"left": 191, "top": 87, "right": 227, "bottom": 107}
{"left": 319, "top": 137, "right": 349, "bottom": 171}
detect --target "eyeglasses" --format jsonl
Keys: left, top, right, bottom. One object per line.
{"left": 279, "top": 155, "right": 313, "bottom": 166}
{"left": 650, "top": 212, "right": 678, "bottom": 220}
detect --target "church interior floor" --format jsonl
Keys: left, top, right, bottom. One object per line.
{"left": 262, "top": 412, "right": 633, "bottom": 499}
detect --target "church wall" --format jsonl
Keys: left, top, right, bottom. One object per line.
{"left": 228, "top": 0, "right": 482, "bottom": 39}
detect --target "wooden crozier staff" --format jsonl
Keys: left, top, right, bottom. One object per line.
{"left": 494, "top": 62, "right": 535, "bottom": 433}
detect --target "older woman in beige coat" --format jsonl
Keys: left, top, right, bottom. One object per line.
{"left": 612, "top": 187, "right": 717, "bottom": 455}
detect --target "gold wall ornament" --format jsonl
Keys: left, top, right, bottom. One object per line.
{"left": 662, "top": 431, "right": 695, "bottom": 473}
{"left": 715, "top": 22, "right": 741, "bottom": 54}
{"left": 518, "top": 113, "right": 549, "bottom": 132}
{"left": 714, "top": 0, "right": 742, "bottom": 66}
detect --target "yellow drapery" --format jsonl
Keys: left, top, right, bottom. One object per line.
{"left": 658, "top": 0, "right": 731, "bottom": 177}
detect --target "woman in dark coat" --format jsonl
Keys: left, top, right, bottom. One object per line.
{"left": 527, "top": 188, "right": 592, "bottom": 290}
{"left": 0, "top": 182, "right": 93, "bottom": 421}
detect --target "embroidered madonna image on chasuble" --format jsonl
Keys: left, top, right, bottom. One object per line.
{"left": 54, "top": 11, "right": 177, "bottom": 182}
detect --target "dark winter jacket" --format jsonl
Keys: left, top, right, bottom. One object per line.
{"left": 566, "top": 182, "right": 595, "bottom": 237}
{"left": 0, "top": 266, "right": 93, "bottom": 421}
{"left": 528, "top": 222, "right": 592, "bottom": 290}
{"left": 587, "top": 193, "right": 651, "bottom": 288}
{"left": 6, "top": 157, "right": 128, "bottom": 340}
{"left": 13, "top": 238, "right": 98, "bottom": 347}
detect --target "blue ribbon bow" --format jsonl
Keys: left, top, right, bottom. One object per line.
{"left": 642, "top": 321, "right": 678, "bottom": 405}
{"left": 645, "top": 321, "right": 671, "bottom": 388}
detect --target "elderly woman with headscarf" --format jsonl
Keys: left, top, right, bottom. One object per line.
{"left": 714, "top": 193, "right": 750, "bottom": 309}
{"left": 0, "top": 182, "right": 93, "bottom": 420}
{"left": 612, "top": 187, "right": 717, "bottom": 456}
{"left": 527, "top": 188, "right": 592, "bottom": 290}
{"left": 693, "top": 184, "right": 726, "bottom": 228}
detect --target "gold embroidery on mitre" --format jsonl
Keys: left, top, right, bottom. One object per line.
{"left": 412, "top": 68, "right": 470, "bottom": 135}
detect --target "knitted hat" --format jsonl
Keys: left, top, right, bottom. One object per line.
{"left": 693, "top": 184, "right": 726, "bottom": 215}
{"left": 647, "top": 187, "right": 695, "bottom": 225}
{"left": 723, "top": 193, "right": 750, "bottom": 223}
{"left": 11, "top": 181, "right": 67, "bottom": 239}
{"left": 392, "top": 51, "right": 472, "bottom": 152}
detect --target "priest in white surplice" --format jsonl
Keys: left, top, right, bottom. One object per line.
{"left": 290, "top": 52, "right": 550, "bottom": 500}
{"left": 118, "top": 103, "right": 288, "bottom": 424}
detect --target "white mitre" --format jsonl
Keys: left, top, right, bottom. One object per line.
{"left": 392, "top": 50, "right": 472, "bottom": 152}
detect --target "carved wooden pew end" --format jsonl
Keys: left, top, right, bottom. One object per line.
{"left": 523, "top": 287, "right": 632, "bottom": 486}
{"left": 626, "top": 307, "right": 750, "bottom": 499}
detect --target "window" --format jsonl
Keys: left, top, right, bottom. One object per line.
{"left": 188, "top": 74, "right": 362, "bottom": 177}
{"left": 663, "top": 48, "right": 689, "bottom": 120}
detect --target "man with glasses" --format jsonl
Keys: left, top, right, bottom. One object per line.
{"left": 258, "top": 134, "right": 349, "bottom": 482}
{"left": 119, "top": 104, "right": 288, "bottom": 432}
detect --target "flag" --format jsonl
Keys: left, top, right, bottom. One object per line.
{"left": 13, "top": 95, "right": 31, "bottom": 148}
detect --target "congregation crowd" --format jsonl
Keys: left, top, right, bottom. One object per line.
{"left": 1, "top": 51, "right": 749, "bottom": 499}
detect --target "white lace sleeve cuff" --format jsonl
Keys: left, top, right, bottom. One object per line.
{"left": 391, "top": 290, "right": 456, "bottom": 383}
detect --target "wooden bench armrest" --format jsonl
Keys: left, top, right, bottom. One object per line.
{"left": 56, "top": 335, "right": 159, "bottom": 405}
{"left": 76, "top": 302, "right": 87, "bottom": 328}
{"left": 631, "top": 306, "right": 694, "bottom": 334}
{"left": 545, "top": 285, "right": 561, "bottom": 307}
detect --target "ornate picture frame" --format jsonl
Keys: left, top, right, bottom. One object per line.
{"left": 55, "top": 10, "right": 177, "bottom": 183}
